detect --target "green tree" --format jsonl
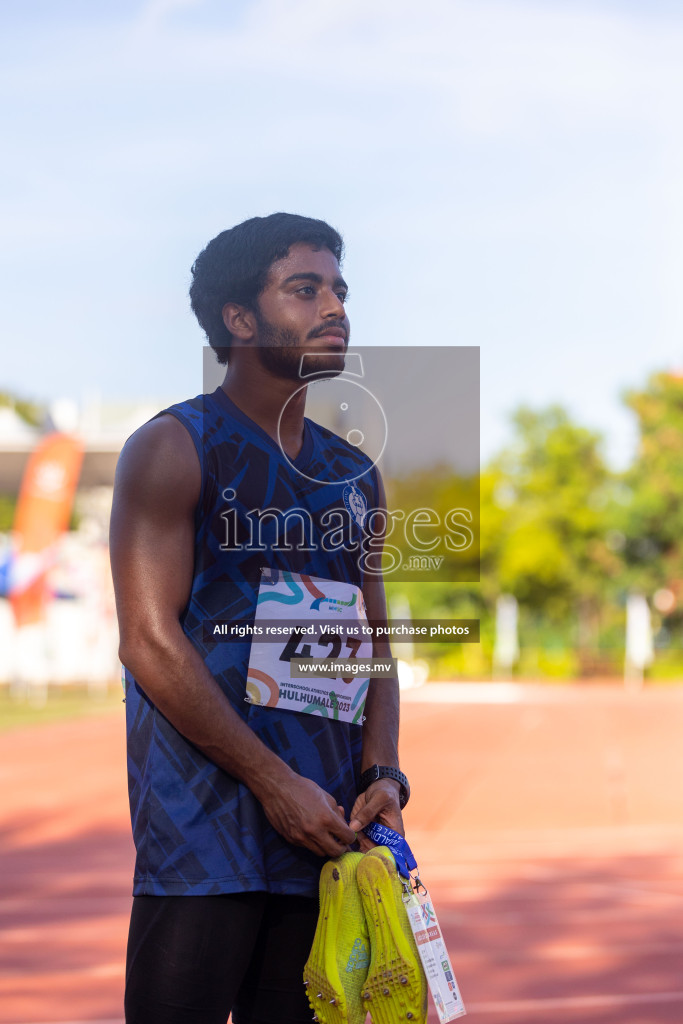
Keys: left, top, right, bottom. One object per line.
{"left": 621, "top": 370, "right": 683, "bottom": 597}
{"left": 483, "top": 406, "right": 621, "bottom": 666}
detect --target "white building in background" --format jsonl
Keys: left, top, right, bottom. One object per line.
{"left": 0, "top": 396, "right": 173, "bottom": 688}
{"left": 493, "top": 594, "right": 519, "bottom": 676}
{"left": 624, "top": 592, "right": 654, "bottom": 691}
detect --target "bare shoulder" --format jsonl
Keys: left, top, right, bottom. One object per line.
{"left": 114, "top": 413, "right": 200, "bottom": 513}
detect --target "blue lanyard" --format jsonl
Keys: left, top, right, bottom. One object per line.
{"left": 363, "top": 822, "right": 417, "bottom": 879}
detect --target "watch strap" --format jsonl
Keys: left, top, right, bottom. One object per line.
{"left": 358, "top": 764, "right": 410, "bottom": 809}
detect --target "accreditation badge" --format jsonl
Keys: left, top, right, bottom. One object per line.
{"left": 245, "top": 569, "right": 373, "bottom": 725}
{"left": 363, "top": 823, "right": 467, "bottom": 1022}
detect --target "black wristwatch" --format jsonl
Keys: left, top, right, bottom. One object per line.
{"left": 358, "top": 765, "right": 410, "bottom": 809}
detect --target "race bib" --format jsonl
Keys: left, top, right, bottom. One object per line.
{"left": 245, "top": 570, "right": 373, "bottom": 725}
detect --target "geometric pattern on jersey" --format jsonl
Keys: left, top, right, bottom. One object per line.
{"left": 125, "top": 387, "right": 380, "bottom": 896}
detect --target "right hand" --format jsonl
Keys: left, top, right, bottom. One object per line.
{"left": 259, "top": 773, "right": 356, "bottom": 858}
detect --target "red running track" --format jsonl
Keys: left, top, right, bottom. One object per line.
{"left": 2, "top": 683, "right": 683, "bottom": 1024}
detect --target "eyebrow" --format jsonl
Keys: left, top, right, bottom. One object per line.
{"left": 281, "top": 272, "right": 348, "bottom": 290}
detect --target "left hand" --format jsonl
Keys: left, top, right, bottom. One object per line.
{"left": 348, "top": 779, "right": 404, "bottom": 852}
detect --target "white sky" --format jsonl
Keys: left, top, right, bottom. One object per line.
{"left": 2, "top": 0, "right": 683, "bottom": 467}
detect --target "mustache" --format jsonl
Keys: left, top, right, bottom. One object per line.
{"left": 307, "top": 322, "right": 348, "bottom": 340}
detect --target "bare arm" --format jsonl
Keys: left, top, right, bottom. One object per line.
{"left": 110, "top": 414, "right": 354, "bottom": 858}
{"left": 348, "top": 471, "right": 404, "bottom": 846}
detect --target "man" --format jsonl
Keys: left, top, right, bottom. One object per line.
{"left": 110, "top": 213, "right": 410, "bottom": 1024}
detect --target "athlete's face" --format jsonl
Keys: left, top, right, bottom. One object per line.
{"left": 253, "top": 243, "right": 350, "bottom": 381}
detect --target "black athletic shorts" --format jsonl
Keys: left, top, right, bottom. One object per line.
{"left": 124, "top": 892, "right": 319, "bottom": 1024}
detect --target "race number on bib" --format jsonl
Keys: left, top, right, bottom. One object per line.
{"left": 245, "top": 570, "right": 373, "bottom": 725}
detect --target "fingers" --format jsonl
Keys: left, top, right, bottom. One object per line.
{"left": 329, "top": 815, "right": 356, "bottom": 847}
{"left": 304, "top": 815, "right": 355, "bottom": 858}
{"left": 349, "top": 790, "right": 386, "bottom": 831}
{"left": 318, "top": 833, "right": 353, "bottom": 858}
{"left": 260, "top": 777, "right": 361, "bottom": 858}
{"left": 348, "top": 793, "right": 367, "bottom": 826}
{"left": 349, "top": 784, "right": 403, "bottom": 834}
{"left": 294, "top": 795, "right": 355, "bottom": 858}
{"left": 348, "top": 791, "right": 371, "bottom": 833}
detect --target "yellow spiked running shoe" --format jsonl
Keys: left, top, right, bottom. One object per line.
{"left": 303, "top": 851, "right": 370, "bottom": 1024}
{"left": 356, "top": 846, "right": 428, "bottom": 1024}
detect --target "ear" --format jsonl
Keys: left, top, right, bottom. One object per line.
{"left": 222, "top": 302, "right": 256, "bottom": 343}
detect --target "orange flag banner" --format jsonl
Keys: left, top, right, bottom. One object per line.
{"left": 10, "top": 432, "right": 84, "bottom": 628}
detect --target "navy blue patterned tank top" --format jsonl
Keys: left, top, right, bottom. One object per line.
{"left": 125, "top": 387, "right": 379, "bottom": 896}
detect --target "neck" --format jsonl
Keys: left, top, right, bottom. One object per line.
{"left": 221, "top": 357, "right": 307, "bottom": 459}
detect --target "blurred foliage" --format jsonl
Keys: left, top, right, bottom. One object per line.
{"left": 0, "top": 391, "right": 41, "bottom": 532}
{"left": 0, "top": 391, "right": 43, "bottom": 427}
{"left": 387, "top": 374, "right": 683, "bottom": 682}
{"left": 0, "top": 497, "right": 16, "bottom": 533}
{"left": 384, "top": 469, "right": 479, "bottom": 583}
{"left": 620, "top": 372, "right": 683, "bottom": 590}
{"left": 483, "top": 405, "right": 618, "bottom": 618}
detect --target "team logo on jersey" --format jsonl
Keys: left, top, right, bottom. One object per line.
{"left": 343, "top": 484, "right": 367, "bottom": 527}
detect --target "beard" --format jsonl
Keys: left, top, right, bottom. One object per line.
{"left": 254, "top": 309, "right": 347, "bottom": 381}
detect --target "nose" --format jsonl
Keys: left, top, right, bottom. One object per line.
{"left": 320, "top": 287, "right": 346, "bottom": 321}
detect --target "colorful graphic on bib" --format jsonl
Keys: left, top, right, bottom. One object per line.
{"left": 309, "top": 591, "right": 357, "bottom": 613}
{"left": 256, "top": 573, "right": 304, "bottom": 606}
{"left": 246, "top": 668, "right": 279, "bottom": 707}
{"left": 257, "top": 571, "right": 358, "bottom": 615}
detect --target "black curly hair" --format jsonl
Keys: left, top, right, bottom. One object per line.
{"left": 189, "top": 212, "right": 345, "bottom": 365}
